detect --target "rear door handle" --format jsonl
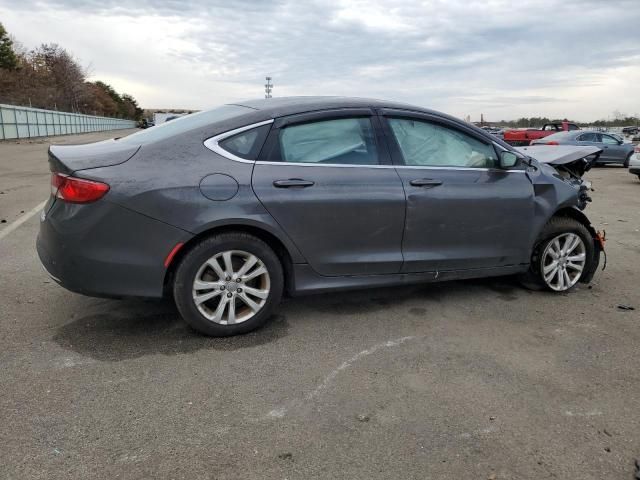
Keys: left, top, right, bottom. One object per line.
{"left": 273, "top": 178, "right": 315, "bottom": 188}
{"left": 410, "top": 178, "right": 443, "bottom": 187}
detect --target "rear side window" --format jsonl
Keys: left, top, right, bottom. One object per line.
{"left": 218, "top": 124, "right": 271, "bottom": 160}
{"left": 568, "top": 124, "right": 580, "bottom": 131}
{"left": 279, "top": 117, "right": 379, "bottom": 165}
{"left": 388, "top": 118, "right": 497, "bottom": 168}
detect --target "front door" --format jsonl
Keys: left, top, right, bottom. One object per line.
{"left": 252, "top": 110, "right": 406, "bottom": 276}
{"left": 600, "top": 133, "right": 626, "bottom": 163}
{"left": 380, "top": 111, "right": 535, "bottom": 273}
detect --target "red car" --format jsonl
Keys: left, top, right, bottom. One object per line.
{"left": 504, "top": 121, "right": 580, "bottom": 146}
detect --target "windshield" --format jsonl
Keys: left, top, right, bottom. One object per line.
{"left": 116, "top": 104, "right": 254, "bottom": 144}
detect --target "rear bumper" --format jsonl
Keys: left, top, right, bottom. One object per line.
{"left": 37, "top": 199, "right": 189, "bottom": 298}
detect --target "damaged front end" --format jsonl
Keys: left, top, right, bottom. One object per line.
{"left": 517, "top": 144, "right": 606, "bottom": 283}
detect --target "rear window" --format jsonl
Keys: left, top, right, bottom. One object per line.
{"left": 116, "top": 105, "right": 253, "bottom": 145}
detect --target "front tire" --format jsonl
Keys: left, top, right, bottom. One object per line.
{"left": 520, "top": 217, "right": 595, "bottom": 292}
{"left": 173, "top": 233, "right": 284, "bottom": 336}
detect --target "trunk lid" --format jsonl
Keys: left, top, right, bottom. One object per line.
{"left": 48, "top": 139, "right": 140, "bottom": 174}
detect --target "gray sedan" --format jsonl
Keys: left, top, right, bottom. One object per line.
{"left": 37, "top": 97, "right": 603, "bottom": 336}
{"left": 531, "top": 130, "right": 635, "bottom": 166}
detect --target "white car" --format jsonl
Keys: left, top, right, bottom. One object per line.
{"left": 629, "top": 146, "right": 640, "bottom": 180}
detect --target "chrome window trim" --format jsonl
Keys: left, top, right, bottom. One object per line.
{"left": 204, "top": 119, "right": 525, "bottom": 173}
{"left": 252, "top": 160, "right": 525, "bottom": 173}
{"left": 203, "top": 119, "right": 274, "bottom": 163}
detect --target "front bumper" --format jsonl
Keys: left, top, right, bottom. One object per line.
{"left": 37, "top": 199, "right": 189, "bottom": 298}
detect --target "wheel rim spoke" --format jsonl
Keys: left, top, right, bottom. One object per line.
{"left": 243, "top": 266, "right": 267, "bottom": 282}
{"left": 222, "top": 251, "right": 234, "bottom": 277}
{"left": 194, "top": 290, "right": 222, "bottom": 305}
{"left": 227, "top": 299, "right": 236, "bottom": 325}
{"left": 565, "top": 234, "right": 580, "bottom": 255}
{"left": 545, "top": 266, "right": 558, "bottom": 283}
{"left": 557, "top": 268, "right": 565, "bottom": 289}
{"left": 567, "top": 253, "right": 585, "bottom": 262}
{"left": 213, "top": 296, "right": 229, "bottom": 323}
{"left": 236, "top": 255, "right": 258, "bottom": 278}
{"left": 206, "top": 258, "right": 226, "bottom": 280}
{"left": 566, "top": 261, "right": 583, "bottom": 272}
{"left": 242, "top": 286, "right": 269, "bottom": 299}
{"left": 543, "top": 260, "right": 558, "bottom": 274}
{"left": 238, "top": 292, "right": 261, "bottom": 312}
{"left": 194, "top": 279, "right": 220, "bottom": 291}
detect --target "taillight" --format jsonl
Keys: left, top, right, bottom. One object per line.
{"left": 546, "top": 141, "right": 559, "bottom": 145}
{"left": 634, "top": 145, "right": 640, "bottom": 154}
{"left": 51, "top": 173, "right": 110, "bottom": 203}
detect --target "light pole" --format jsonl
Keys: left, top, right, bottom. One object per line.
{"left": 265, "top": 77, "right": 273, "bottom": 99}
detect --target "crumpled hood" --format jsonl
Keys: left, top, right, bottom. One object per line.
{"left": 515, "top": 145, "right": 602, "bottom": 165}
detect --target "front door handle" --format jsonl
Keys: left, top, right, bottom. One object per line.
{"left": 410, "top": 178, "right": 443, "bottom": 187}
{"left": 273, "top": 178, "right": 315, "bottom": 188}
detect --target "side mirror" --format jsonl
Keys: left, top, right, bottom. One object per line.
{"left": 499, "top": 151, "right": 518, "bottom": 169}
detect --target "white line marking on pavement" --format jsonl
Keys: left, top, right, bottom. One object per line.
{"left": 266, "top": 336, "right": 417, "bottom": 419}
{"left": 0, "top": 200, "right": 47, "bottom": 241}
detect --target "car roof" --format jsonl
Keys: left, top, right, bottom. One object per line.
{"left": 230, "top": 96, "right": 443, "bottom": 118}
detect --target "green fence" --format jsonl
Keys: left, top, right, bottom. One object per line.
{"left": 0, "top": 104, "right": 136, "bottom": 140}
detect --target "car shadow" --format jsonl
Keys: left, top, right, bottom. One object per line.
{"left": 53, "top": 297, "right": 289, "bottom": 362}
{"left": 52, "top": 275, "right": 537, "bottom": 362}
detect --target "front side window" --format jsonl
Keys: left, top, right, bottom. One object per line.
{"left": 578, "top": 133, "right": 596, "bottom": 142}
{"left": 279, "top": 117, "right": 379, "bottom": 165}
{"left": 387, "top": 117, "right": 497, "bottom": 168}
{"left": 601, "top": 134, "right": 619, "bottom": 145}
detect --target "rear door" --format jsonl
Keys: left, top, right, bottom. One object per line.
{"left": 252, "top": 109, "right": 406, "bottom": 276}
{"left": 380, "top": 110, "right": 535, "bottom": 273}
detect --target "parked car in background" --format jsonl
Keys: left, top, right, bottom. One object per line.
{"left": 628, "top": 146, "right": 640, "bottom": 180}
{"left": 531, "top": 130, "right": 635, "bottom": 166}
{"left": 503, "top": 121, "right": 580, "bottom": 146}
{"left": 38, "top": 97, "right": 603, "bottom": 336}
{"left": 622, "top": 126, "right": 639, "bottom": 135}
{"left": 480, "top": 126, "right": 504, "bottom": 139}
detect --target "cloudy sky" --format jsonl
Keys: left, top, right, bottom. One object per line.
{"left": 1, "top": 0, "right": 639, "bottom": 121}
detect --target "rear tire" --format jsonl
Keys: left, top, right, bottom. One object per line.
{"left": 519, "top": 217, "right": 595, "bottom": 292}
{"left": 173, "top": 232, "right": 283, "bottom": 336}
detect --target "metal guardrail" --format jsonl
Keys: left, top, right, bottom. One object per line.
{"left": 0, "top": 104, "right": 136, "bottom": 140}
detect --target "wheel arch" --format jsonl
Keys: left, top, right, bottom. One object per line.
{"left": 550, "top": 206, "right": 596, "bottom": 236}
{"left": 163, "top": 221, "right": 299, "bottom": 296}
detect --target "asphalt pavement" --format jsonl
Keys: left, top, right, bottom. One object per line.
{"left": 1, "top": 130, "right": 639, "bottom": 479}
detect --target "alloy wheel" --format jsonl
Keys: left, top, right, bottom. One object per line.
{"left": 540, "top": 233, "right": 586, "bottom": 291}
{"left": 191, "top": 250, "right": 271, "bottom": 325}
